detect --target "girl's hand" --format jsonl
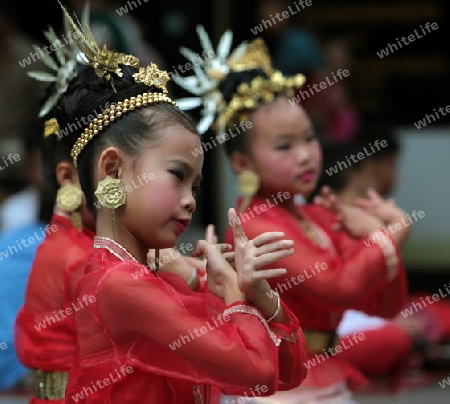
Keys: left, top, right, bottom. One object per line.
{"left": 313, "top": 186, "right": 342, "bottom": 230}
{"left": 228, "top": 208, "right": 287, "bottom": 297}
{"left": 205, "top": 223, "right": 218, "bottom": 244}
{"left": 313, "top": 186, "right": 339, "bottom": 213}
{"left": 355, "top": 188, "right": 406, "bottom": 224}
{"left": 338, "top": 205, "right": 384, "bottom": 238}
{"left": 224, "top": 210, "right": 294, "bottom": 271}
{"left": 354, "top": 188, "right": 412, "bottom": 245}
{"left": 192, "top": 241, "right": 244, "bottom": 303}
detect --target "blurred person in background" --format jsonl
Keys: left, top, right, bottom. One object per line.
{"left": 254, "top": 0, "right": 326, "bottom": 77}
{"left": 312, "top": 124, "right": 400, "bottom": 204}
{"left": 302, "top": 37, "right": 360, "bottom": 145}
{"left": 0, "top": 193, "right": 53, "bottom": 394}
{"left": 0, "top": 136, "right": 44, "bottom": 232}
{"left": 314, "top": 131, "right": 450, "bottom": 390}
{"left": 0, "top": 4, "right": 46, "bottom": 233}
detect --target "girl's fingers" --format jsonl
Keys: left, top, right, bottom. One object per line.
{"left": 255, "top": 249, "right": 294, "bottom": 268}
{"left": 205, "top": 224, "right": 216, "bottom": 244}
{"left": 228, "top": 208, "right": 249, "bottom": 244}
{"left": 251, "top": 268, "right": 287, "bottom": 279}
{"left": 252, "top": 231, "right": 286, "bottom": 248}
{"left": 192, "top": 241, "right": 232, "bottom": 257}
{"left": 255, "top": 240, "right": 294, "bottom": 256}
{"left": 243, "top": 240, "right": 257, "bottom": 270}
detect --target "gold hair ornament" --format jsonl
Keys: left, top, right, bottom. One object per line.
{"left": 58, "top": 1, "right": 177, "bottom": 165}
{"left": 174, "top": 31, "right": 306, "bottom": 136}
{"left": 71, "top": 92, "right": 177, "bottom": 166}
{"left": 133, "top": 63, "right": 170, "bottom": 93}
{"left": 44, "top": 118, "right": 60, "bottom": 138}
{"left": 58, "top": 0, "right": 133, "bottom": 91}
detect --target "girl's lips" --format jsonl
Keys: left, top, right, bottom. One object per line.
{"left": 297, "top": 170, "right": 315, "bottom": 182}
{"left": 173, "top": 219, "right": 190, "bottom": 233}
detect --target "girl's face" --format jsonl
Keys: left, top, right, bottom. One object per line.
{"left": 241, "top": 97, "right": 322, "bottom": 198}
{"left": 116, "top": 125, "right": 203, "bottom": 250}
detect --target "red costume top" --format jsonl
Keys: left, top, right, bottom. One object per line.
{"left": 224, "top": 197, "right": 408, "bottom": 391}
{"left": 14, "top": 213, "right": 95, "bottom": 404}
{"left": 65, "top": 236, "right": 307, "bottom": 404}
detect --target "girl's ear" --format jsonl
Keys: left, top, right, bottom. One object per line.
{"left": 96, "top": 147, "right": 123, "bottom": 180}
{"left": 230, "top": 151, "right": 254, "bottom": 175}
{"left": 55, "top": 162, "right": 80, "bottom": 187}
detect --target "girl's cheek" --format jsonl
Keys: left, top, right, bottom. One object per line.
{"left": 310, "top": 143, "right": 322, "bottom": 168}
{"left": 265, "top": 154, "right": 296, "bottom": 175}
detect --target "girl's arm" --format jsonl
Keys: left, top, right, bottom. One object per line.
{"left": 97, "top": 242, "right": 307, "bottom": 396}
{"left": 238, "top": 213, "right": 405, "bottom": 313}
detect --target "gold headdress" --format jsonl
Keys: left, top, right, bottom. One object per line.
{"left": 56, "top": 1, "right": 177, "bottom": 166}
{"left": 173, "top": 27, "right": 306, "bottom": 136}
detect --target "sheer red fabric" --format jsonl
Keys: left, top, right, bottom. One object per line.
{"left": 65, "top": 239, "right": 308, "bottom": 404}
{"left": 14, "top": 213, "right": 94, "bottom": 404}
{"left": 224, "top": 197, "right": 408, "bottom": 391}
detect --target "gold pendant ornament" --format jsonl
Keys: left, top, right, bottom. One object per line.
{"left": 56, "top": 184, "right": 83, "bottom": 212}
{"left": 94, "top": 177, "right": 127, "bottom": 209}
{"left": 237, "top": 170, "right": 260, "bottom": 213}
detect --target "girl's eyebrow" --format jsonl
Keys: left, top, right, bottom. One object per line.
{"left": 276, "top": 126, "right": 314, "bottom": 139}
{"left": 168, "top": 158, "right": 203, "bottom": 181}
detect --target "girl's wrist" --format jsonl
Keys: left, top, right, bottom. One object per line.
{"left": 244, "top": 280, "right": 271, "bottom": 304}
{"left": 223, "top": 273, "right": 246, "bottom": 305}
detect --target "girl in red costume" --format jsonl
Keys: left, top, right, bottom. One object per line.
{"left": 50, "top": 5, "right": 308, "bottom": 403}
{"left": 174, "top": 31, "right": 411, "bottom": 403}
{"left": 14, "top": 12, "right": 96, "bottom": 403}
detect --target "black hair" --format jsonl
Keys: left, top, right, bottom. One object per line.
{"left": 310, "top": 124, "right": 401, "bottom": 201}
{"left": 354, "top": 123, "right": 400, "bottom": 159}
{"left": 313, "top": 142, "right": 365, "bottom": 196}
{"left": 218, "top": 68, "right": 279, "bottom": 157}
{"left": 55, "top": 64, "right": 197, "bottom": 213}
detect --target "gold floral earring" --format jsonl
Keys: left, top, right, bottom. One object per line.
{"left": 56, "top": 184, "right": 83, "bottom": 230}
{"left": 94, "top": 177, "right": 127, "bottom": 236}
{"left": 237, "top": 170, "right": 260, "bottom": 213}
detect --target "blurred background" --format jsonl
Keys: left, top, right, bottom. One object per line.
{"left": 0, "top": 0, "right": 449, "bottom": 402}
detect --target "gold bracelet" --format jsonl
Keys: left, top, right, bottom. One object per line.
{"left": 266, "top": 290, "right": 281, "bottom": 322}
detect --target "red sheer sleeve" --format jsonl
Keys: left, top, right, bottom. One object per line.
{"left": 225, "top": 202, "right": 405, "bottom": 314}
{"left": 95, "top": 263, "right": 307, "bottom": 396}
{"left": 309, "top": 205, "right": 408, "bottom": 318}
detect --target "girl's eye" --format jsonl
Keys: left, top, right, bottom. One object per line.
{"left": 275, "top": 143, "right": 291, "bottom": 151}
{"left": 306, "top": 133, "right": 317, "bottom": 142}
{"left": 169, "top": 170, "right": 184, "bottom": 181}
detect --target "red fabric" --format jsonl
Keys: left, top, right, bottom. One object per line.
{"left": 65, "top": 245, "right": 307, "bottom": 404}
{"left": 14, "top": 214, "right": 94, "bottom": 404}
{"left": 338, "top": 323, "right": 413, "bottom": 379}
{"left": 407, "top": 293, "right": 450, "bottom": 342}
{"left": 224, "top": 197, "right": 408, "bottom": 391}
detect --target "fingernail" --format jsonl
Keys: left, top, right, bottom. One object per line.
{"left": 284, "top": 240, "right": 294, "bottom": 246}
{"left": 275, "top": 232, "right": 285, "bottom": 236}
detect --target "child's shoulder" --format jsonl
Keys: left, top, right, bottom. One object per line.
{"left": 303, "top": 204, "right": 339, "bottom": 222}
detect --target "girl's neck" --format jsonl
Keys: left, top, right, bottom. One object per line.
{"left": 96, "top": 211, "right": 148, "bottom": 265}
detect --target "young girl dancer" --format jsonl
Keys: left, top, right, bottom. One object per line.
{"left": 174, "top": 29, "right": 411, "bottom": 403}
{"left": 14, "top": 11, "right": 96, "bottom": 403}
{"left": 51, "top": 5, "right": 308, "bottom": 403}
